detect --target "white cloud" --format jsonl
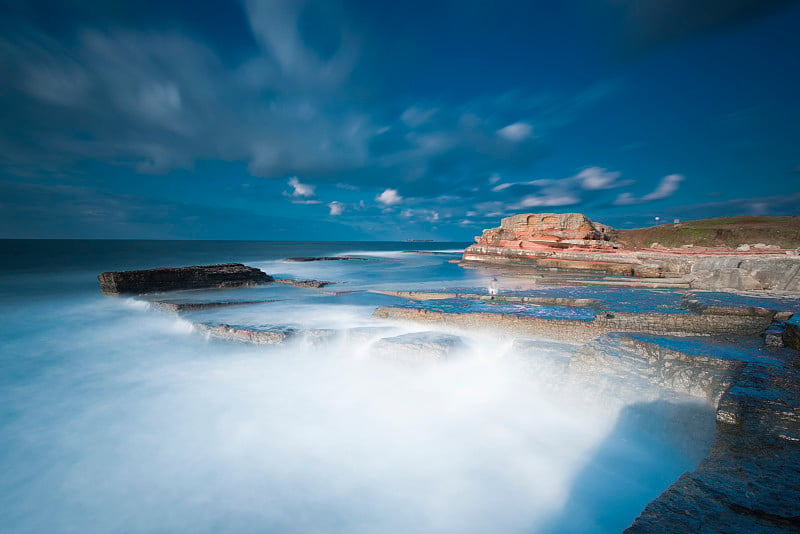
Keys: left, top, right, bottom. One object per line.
{"left": 288, "top": 176, "right": 315, "bottom": 197}
{"left": 491, "top": 183, "right": 513, "bottom": 192}
{"left": 328, "top": 201, "right": 344, "bottom": 216}
{"left": 496, "top": 122, "right": 533, "bottom": 142}
{"left": 400, "top": 106, "right": 437, "bottom": 128}
{"left": 510, "top": 194, "right": 580, "bottom": 209}
{"left": 401, "top": 208, "right": 439, "bottom": 222}
{"left": 615, "top": 174, "right": 685, "bottom": 205}
{"left": 376, "top": 188, "right": 402, "bottom": 205}
{"left": 575, "top": 167, "right": 629, "bottom": 190}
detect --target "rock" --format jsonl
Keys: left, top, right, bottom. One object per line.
{"left": 736, "top": 244, "right": 751, "bottom": 252}
{"left": 784, "top": 323, "right": 800, "bottom": 352}
{"left": 195, "top": 323, "right": 297, "bottom": 344}
{"left": 774, "top": 311, "right": 795, "bottom": 321}
{"left": 570, "top": 333, "right": 747, "bottom": 404}
{"left": 507, "top": 338, "right": 577, "bottom": 374}
{"left": 752, "top": 243, "right": 780, "bottom": 250}
{"left": 372, "top": 331, "right": 466, "bottom": 362}
{"left": 471, "top": 212, "right": 617, "bottom": 251}
{"left": 150, "top": 299, "right": 276, "bottom": 312}
{"left": 98, "top": 263, "right": 271, "bottom": 295}
{"left": 763, "top": 323, "right": 785, "bottom": 348}
{"left": 284, "top": 256, "right": 374, "bottom": 262}
{"left": 689, "top": 268, "right": 764, "bottom": 291}
{"left": 625, "top": 341, "right": 800, "bottom": 533}
{"left": 274, "top": 278, "right": 333, "bottom": 289}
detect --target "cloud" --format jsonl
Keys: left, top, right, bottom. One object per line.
{"left": 510, "top": 194, "right": 581, "bottom": 209}
{"left": 401, "top": 208, "right": 440, "bottom": 222}
{"left": 328, "top": 201, "right": 344, "bottom": 215}
{"left": 287, "top": 176, "right": 315, "bottom": 197}
{"left": 376, "top": 188, "right": 402, "bottom": 205}
{"left": 400, "top": 106, "right": 437, "bottom": 128}
{"left": 575, "top": 167, "right": 631, "bottom": 190}
{"left": 615, "top": 174, "right": 685, "bottom": 205}
{"left": 496, "top": 122, "right": 533, "bottom": 142}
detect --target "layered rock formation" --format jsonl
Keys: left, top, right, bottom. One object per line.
{"left": 473, "top": 212, "right": 617, "bottom": 251}
{"left": 463, "top": 213, "right": 800, "bottom": 290}
{"left": 98, "top": 263, "right": 272, "bottom": 295}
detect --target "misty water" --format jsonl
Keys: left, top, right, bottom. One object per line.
{"left": 0, "top": 240, "right": 715, "bottom": 533}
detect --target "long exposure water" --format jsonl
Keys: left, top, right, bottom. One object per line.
{"left": 0, "top": 240, "right": 715, "bottom": 533}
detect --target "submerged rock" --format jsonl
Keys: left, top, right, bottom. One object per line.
{"left": 150, "top": 299, "right": 276, "bottom": 312}
{"left": 98, "top": 263, "right": 272, "bottom": 295}
{"left": 284, "top": 256, "right": 375, "bottom": 262}
{"left": 195, "top": 323, "right": 297, "bottom": 344}
{"left": 274, "top": 278, "right": 334, "bottom": 289}
{"left": 372, "top": 331, "right": 466, "bottom": 362}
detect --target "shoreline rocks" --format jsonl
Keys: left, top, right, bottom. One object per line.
{"left": 98, "top": 263, "right": 272, "bottom": 295}
{"left": 462, "top": 213, "right": 800, "bottom": 291}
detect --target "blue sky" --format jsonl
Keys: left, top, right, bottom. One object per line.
{"left": 1, "top": 0, "right": 798, "bottom": 240}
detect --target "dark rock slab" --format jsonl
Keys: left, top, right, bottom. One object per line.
{"left": 785, "top": 322, "right": 800, "bottom": 352}
{"left": 150, "top": 299, "right": 277, "bottom": 313}
{"left": 98, "top": 263, "right": 272, "bottom": 295}
{"left": 274, "top": 278, "right": 334, "bottom": 289}
{"left": 284, "top": 256, "right": 375, "bottom": 262}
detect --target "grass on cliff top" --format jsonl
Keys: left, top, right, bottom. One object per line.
{"left": 614, "top": 216, "right": 800, "bottom": 249}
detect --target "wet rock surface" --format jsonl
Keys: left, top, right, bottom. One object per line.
{"left": 98, "top": 263, "right": 272, "bottom": 295}
{"left": 150, "top": 299, "right": 277, "bottom": 312}
{"left": 284, "top": 256, "right": 375, "bottom": 262}
{"left": 625, "top": 344, "right": 800, "bottom": 533}
{"left": 274, "top": 278, "right": 334, "bottom": 289}
{"left": 372, "top": 331, "right": 466, "bottom": 362}
{"left": 195, "top": 323, "right": 298, "bottom": 344}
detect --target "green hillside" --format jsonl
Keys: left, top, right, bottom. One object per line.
{"left": 614, "top": 216, "right": 800, "bottom": 250}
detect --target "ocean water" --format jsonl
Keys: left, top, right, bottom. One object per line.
{"left": 0, "top": 240, "right": 715, "bottom": 534}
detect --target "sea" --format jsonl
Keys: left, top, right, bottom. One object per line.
{"left": 0, "top": 239, "right": 716, "bottom": 534}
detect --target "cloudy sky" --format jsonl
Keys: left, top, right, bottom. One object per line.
{"left": 1, "top": 0, "right": 799, "bottom": 240}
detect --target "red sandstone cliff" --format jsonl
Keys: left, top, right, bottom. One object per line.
{"left": 473, "top": 212, "right": 618, "bottom": 252}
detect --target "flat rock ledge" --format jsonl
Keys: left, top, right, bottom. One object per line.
{"left": 370, "top": 290, "right": 600, "bottom": 308}
{"left": 274, "top": 278, "right": 333, "bottom": 289}
{"left": 195, "top": 323, "right": 337, "bottom": 345}
{"left": 372, "top": 306, "right": 775, "bottom": 343}
{"left": 98, "top": 263, "right": 272, "bottom": 295}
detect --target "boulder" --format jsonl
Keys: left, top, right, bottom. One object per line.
{"left": 98, "top": 263, "right": 271, "bottom": 295}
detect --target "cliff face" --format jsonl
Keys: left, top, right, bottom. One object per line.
{"left": 473, "top": 212, "right": 618, "bottom": 251}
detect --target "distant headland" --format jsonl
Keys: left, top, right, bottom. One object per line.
{"left": 462, "top": 213, "right": 800, "bottom": 292}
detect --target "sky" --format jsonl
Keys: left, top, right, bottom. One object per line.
{"left": 0, "top": 0, "right": 799, "bottom": 240}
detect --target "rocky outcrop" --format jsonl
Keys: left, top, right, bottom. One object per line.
{"left": 462, "top": 213, "right": 800, "bottom": 289}
{"left": 98, "top": 263, "right": 272, "bottom": 295}
{"left": 560, "top": 332, "right": 800, "bottom": 532}
{"left": 284, "top": 256, "right": 374, "bottom": 262}
{"left": 472, "top": 212, "right": 618, "bottom": 251}
{"left": 570, "top": 334, "right": 748, "bottom": 405}
{"left": 274, "top": 278, "right": 333, "bottom": 289}
{"left": 150, "top": 299, "right": 276, "bottom": 312}
{"left": 623, "top": 343, "right": 800, "bottom": 533}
